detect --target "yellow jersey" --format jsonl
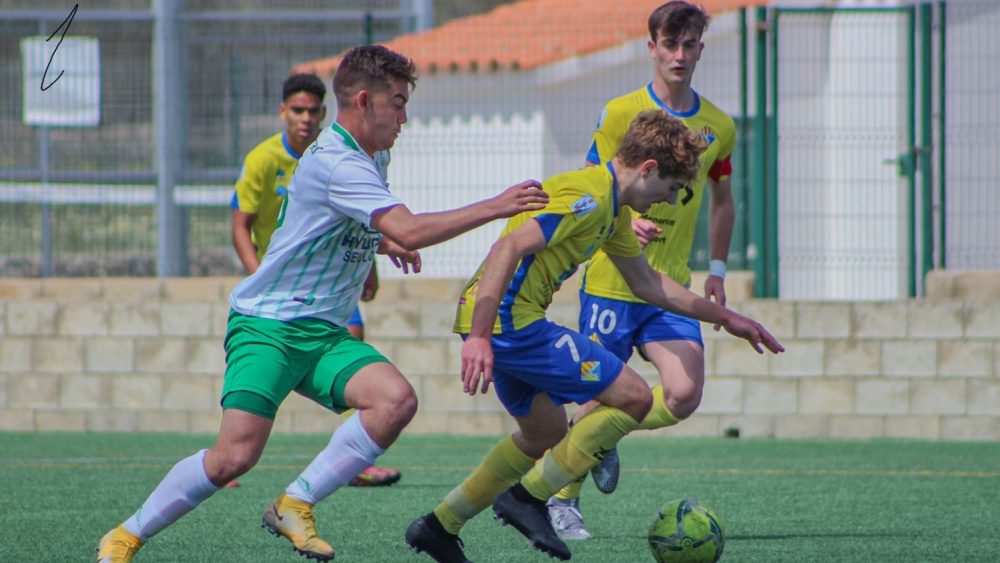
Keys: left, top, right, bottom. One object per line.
{"left": 454, "top": 163, "right": 643, "bottom": 334}
{"left": 582, "top": 84, "right": 735, "bottom": 297}
{"left": 231, "top": 132, "right": 300, "bottom": 260}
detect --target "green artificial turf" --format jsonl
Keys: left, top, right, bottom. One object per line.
{"left": 2, "top": 432, "right": 999, "bottom": 562}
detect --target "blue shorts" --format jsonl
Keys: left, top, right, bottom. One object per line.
{"left": 578, "top": 291, "right": 703, "bottom": 363}
{"left": 348, "top": 306, "right": 363, "bottom": 327}
{"left": 469, "top": 319, "right": 625, "bottom": 417}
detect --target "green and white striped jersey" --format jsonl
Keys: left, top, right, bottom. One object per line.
{"left": 229, "top": 122, "right": 400, "bottom": 327}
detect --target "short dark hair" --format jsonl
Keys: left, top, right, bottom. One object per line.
{"left": 282, "top": 73, "right": 326, "bottom": 102}
{"left": 617, "top": 110, "right": 705, "bottom": 183}
{"left": 333, "top": 45, "right": 417, "bottom": 108}
{"left": 648, "top": 1, "right": 710, "bottom": 42}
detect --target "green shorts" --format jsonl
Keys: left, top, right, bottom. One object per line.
{"left": 221, "top": 311, "right": 389, "bottom": 418}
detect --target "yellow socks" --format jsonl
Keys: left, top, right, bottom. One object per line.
{"left": 432, "top": 435, "right": 535, "bottom": 534}
{"left": 553, "top": 476, "right": 585, "bottom": 501}
{"left": 552, "top": 386, "right": 680, "bottom": 500}
{"left": 636, "top": 385, "right": 680, "bottom": 431}
{"left": 521, "top": 405, "right": 639, "bottom": 501}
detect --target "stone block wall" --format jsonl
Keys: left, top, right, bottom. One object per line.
{"left": 1, "top": 272, "right": 997, "bottom": 440}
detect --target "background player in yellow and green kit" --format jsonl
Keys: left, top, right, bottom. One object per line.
{"left": 546, "top": 1, "right": 741, "bottom": 540}
{"left": 405, "top": 110, "right": 783, "bottom": 562}
{"left": 230, "top": 73, "right": 400, "bottom": 488}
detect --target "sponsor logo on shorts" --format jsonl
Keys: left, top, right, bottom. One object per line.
{"left": 580, "top": 360, "right": 602, "bottom": 382}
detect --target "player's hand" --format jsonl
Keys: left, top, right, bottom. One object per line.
{"left": 377, "top": 237, "right": 422, "bottom": 274}
{"left": 492, "top": 179, "right": 548, "bottom": 218}
{"left": 361, "top": 267, "right": 379, "bottom": 301}
{"left": 461, "top": 336, "right": 494, "bottom": 396}
{"left": 721, "top": 312, "right": 784, "bottom": 354}
{"left": 632, "top": 218, "right": 662, "bottom": 247}
{"left": 704, "top": 275, "right": 727, "bottom": 331}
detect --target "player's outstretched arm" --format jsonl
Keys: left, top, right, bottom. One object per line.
{"left": 462, "top": 220, "right": 548, "bottom": 396}
{"left": 610, "top": 253, "right": 784, "bottom": 354}
{"left": 371, "top": 180, "right": 547, "bottom": 251}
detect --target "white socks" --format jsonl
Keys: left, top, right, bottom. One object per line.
{"left": 123, "top": 449, "right": 219, "bottom": 541}
{"left": 285, "top": 412, "right": 385, "bottom": 504}
{"left": 119, "top": 413, "right": 384, "bottom": 542}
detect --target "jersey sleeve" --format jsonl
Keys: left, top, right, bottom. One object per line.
{"left": 601, "top": 208, "right": 643, "bottom": 258}
{"left": 708, "top": 115, "right": 737, "bottom": 183}
{"left": 326, "top": 153, "right": 403, "bottom": 228}
{"left": 232, "top": 152, "right": 268, "bottom": 213}
{"left": 586, "top": 104, "right": 628, "bottom": 165}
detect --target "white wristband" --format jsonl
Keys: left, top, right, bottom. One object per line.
{"left": 708, "top": 259, "right": 727, "bottom": 279}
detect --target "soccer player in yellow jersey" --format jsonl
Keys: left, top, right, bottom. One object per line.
{"left": 230, "top": 73, "right": 399, "bottom": 488}
{"left": 405, "top": 110, "right": 783, "bottom": 562}
{"left": 547, "top": 1, "right": 739, "bottom": 540}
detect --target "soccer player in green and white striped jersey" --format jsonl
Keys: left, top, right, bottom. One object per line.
{"left": 96, "top": 45, "right": 548, "bottom": 563}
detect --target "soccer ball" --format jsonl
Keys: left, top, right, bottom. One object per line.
{"left": 647, "top": 497, "right": 725, "bottom": 563}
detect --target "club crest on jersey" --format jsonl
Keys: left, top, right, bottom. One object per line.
{"left": 275, "top": 185, "right": 287, "bottom": 197}
{"left": 701, "top": 126, "right": 716, "bottom": 145}
{"left": 580, "top": 360, "right": 602, "bottom": 382}
{"left": 572, "top": 194, "right": 597, "bottom": 217}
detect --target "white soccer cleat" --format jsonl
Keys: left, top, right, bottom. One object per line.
{"left": 546, "top": 497, "right": 593, "bottom": 541}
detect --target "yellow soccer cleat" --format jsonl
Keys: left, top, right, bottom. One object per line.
{"left": 262, "top": 493, "right": 336, "bottom": 561}
{"left": 96, "top": 525, "right": 144, "bottom": 563}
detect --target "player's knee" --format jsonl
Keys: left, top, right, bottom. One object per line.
{"left": 520, "top": 425, "right": 567, "bottom": 454}
{"left": 669, "top": 392, "right": 702, "bottom": 420}
{"left": 206, "top": 447, "right": 259, "bottom": 484}
{"left": 665, "top": 382, "right": 703, "bottom": 420}
{"left": 378, "top": 385, "right": 418, "bottom": 430}
{"left": 622, "top": 385, "right": 654, "bottom": 423}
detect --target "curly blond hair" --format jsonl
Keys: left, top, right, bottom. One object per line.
{"left": 616, "top": 109, "right": 706, "bottom": 183}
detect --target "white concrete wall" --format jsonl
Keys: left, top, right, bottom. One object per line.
{"left": 2, "top": 275, "right": 998, "bottom": 441}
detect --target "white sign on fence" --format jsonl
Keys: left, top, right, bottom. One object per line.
{"left": 21, "top": 36, "right": 101, "bottom": 127}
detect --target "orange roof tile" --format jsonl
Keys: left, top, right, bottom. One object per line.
{"left": 294, "top": 0, "right": 768, "bottom": 79}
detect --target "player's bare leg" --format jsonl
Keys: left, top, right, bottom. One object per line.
{"left": 345, "top": 319, "right": 404, "bottom": 488}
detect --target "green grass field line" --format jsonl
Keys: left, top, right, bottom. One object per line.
{"left": 3, "top": 432, "right": 999, "bottom": 562}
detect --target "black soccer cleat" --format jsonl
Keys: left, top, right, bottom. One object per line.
{"left": 492, "top": 484, "right": 571, "bottom": 560}
{"left": 405, "top": 512, "right": 472, "bottom": 563}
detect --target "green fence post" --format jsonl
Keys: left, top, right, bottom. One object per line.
{"left": 919, "top": 3, "right": 933, "bottom": 291}
{"left": 906, "top": 6, "right": 916, "bottom": 297}
{"left": 936, "top": 1, "right": 947, "bottom": 269}
{"left": 767, "top": 8, "right": 779, "bottom": 298}
{"left": 751, "top": 7, "right": 768, "bottom": 298}
{"left": 737, "top": 8, "right": 749, "bottom": 272}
